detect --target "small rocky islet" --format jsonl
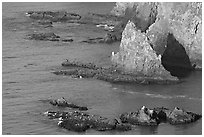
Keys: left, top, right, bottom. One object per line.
{"left": 44, "top": 97, "right": 202, "bottom": 132}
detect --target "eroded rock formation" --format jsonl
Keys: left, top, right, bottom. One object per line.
{"left": 110, "top": 2, "right": 202, "bottom": 74}
{"left": 111, "top": 21, "right": 178, "bottom": 81}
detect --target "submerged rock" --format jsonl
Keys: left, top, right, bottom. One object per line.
{"left": 26, "top": 11, "right": 81, "bottom": 22}
{"left": 49, "top": 97, "right": 88, "bottom": 111}
{"left": 81, "top": 37, "right": 105, "bottom": 44}
{"left": 26, "top": 32, "right": 60, "bottom": 41}
{"left": 111, "top": 21, "right": 178, "bottom": 81}
{"left": 26, "top": 33, "right": 74, "bottom": 42}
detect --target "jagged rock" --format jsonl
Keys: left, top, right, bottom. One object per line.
{"left": 26, "top": 32, "right": 60, "bottom": 41}
{"left": 49, "top": 97, "right": 88, "bottom": 111}
{"left": 120, "top": 106, "right": 159, "bottom": 126}
{"left": 167, "top": 107, "right": 202, "bottom": 125}
{"left": 111, "top": 21, "right": 178, "bottom": 81}
{"left": 108, "top": 2, "right": 158, "bottom": 43}
{"left": 26, "top": 11, "right": 81, "bottom": 22}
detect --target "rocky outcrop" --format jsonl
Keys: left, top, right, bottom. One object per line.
{"left": 53, "top": 59, "right": 179, "bottom": 84}
{"left": 120, "top": 106, "right": 159, "bottom": 126}
{"left": 111, "top": 21, "right": 178, "bottom": 81}
{"left": 44, "top": 106, "right": 201, "bottom": 132}
{"left": 167, "top": 107, "right": 202, "bottom": 125}
{"left": 49, "top": 97, "right": 88, "bottom": 111}
{"left": 44, "top": 111, "right": 131, "bottom": 132}
{"left": 120, "top": 106, "right": 201, "bottom": 126}
{"left": 110, "top": 2, "right": 202, "bottom": 71}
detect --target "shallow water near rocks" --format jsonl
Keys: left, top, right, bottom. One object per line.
{"left": 2, "top": 2, "right": 202, "bottom": 135}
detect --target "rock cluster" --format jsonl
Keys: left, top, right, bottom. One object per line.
{"left": 44, "top": 105, "right": 201, "bottom": 132}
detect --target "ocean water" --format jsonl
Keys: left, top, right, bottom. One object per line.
{"left": 2, "top": 2, "right": 202, "bottom": 135}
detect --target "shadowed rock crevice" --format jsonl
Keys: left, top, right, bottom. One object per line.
{"left": 161, "top": 34, "right": 193, "bottom": 78}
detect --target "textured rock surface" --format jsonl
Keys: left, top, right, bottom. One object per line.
{"left": 167, "top": 107, "right": 202, "bottom": 125}
{"left": 44, "top": 106, "right": 201, "bottom": 132}
{"left": 111, "top": 21, "right": 178, "bottom": 81}
{"left": 44, "top": 111, "right": 131, "bottom": 132}
{"left": 120, "top": 106, "right": 159, "bottom": 126}
{"left": 53, "top": 59, "right": 180, "bottom": 84}
{"left": 147, "top": 2, "right": 202, "bottom": 69}
{"left": 111, "top": 2, "right": 202, "bottom": 69}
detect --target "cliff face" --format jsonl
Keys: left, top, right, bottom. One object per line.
{"left": 111, "top": 21, "right": 178, "bottom": 81}
{"left": 111, "top": 2, "right": 202, "bottom": 77}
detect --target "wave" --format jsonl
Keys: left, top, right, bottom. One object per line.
{"left": 113, "top": 88, "right": 201, "bottom": 101}
{"left": 144, "top": 93, "right": 201, "bottom": 101}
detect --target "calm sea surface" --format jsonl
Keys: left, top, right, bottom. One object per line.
{"left": 2, "top": 2, "right": 202, "bottom": 135}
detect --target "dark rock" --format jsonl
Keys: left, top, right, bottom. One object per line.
{"left": 81, "top": 37, "right": 105, "bottom": 44}
{"left": 44, "top": 111, "right": 130, "bottom": 132}
{"left": 27, "top": 32, "right": 60, "bottom": 41}
{"left": 120, "top": 106, "right": 159, "bottom": 126}
{"left": 153, "top": 107, "right": 171, "bottom": 122}
{"left": 49, "top": 97, "right": 88, "bottom": 111}
{"left": 58, "top": 119, "right": 90, "bottom": 132}
{"left": 62, "top": 39, "right": 73, "bottom": 42}
{"left": 167, "top": 107, "right": 202, "bottom": 125}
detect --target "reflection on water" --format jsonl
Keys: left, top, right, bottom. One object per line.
{"left": 2, "top": 2, "right": 202, "bottom": 135}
